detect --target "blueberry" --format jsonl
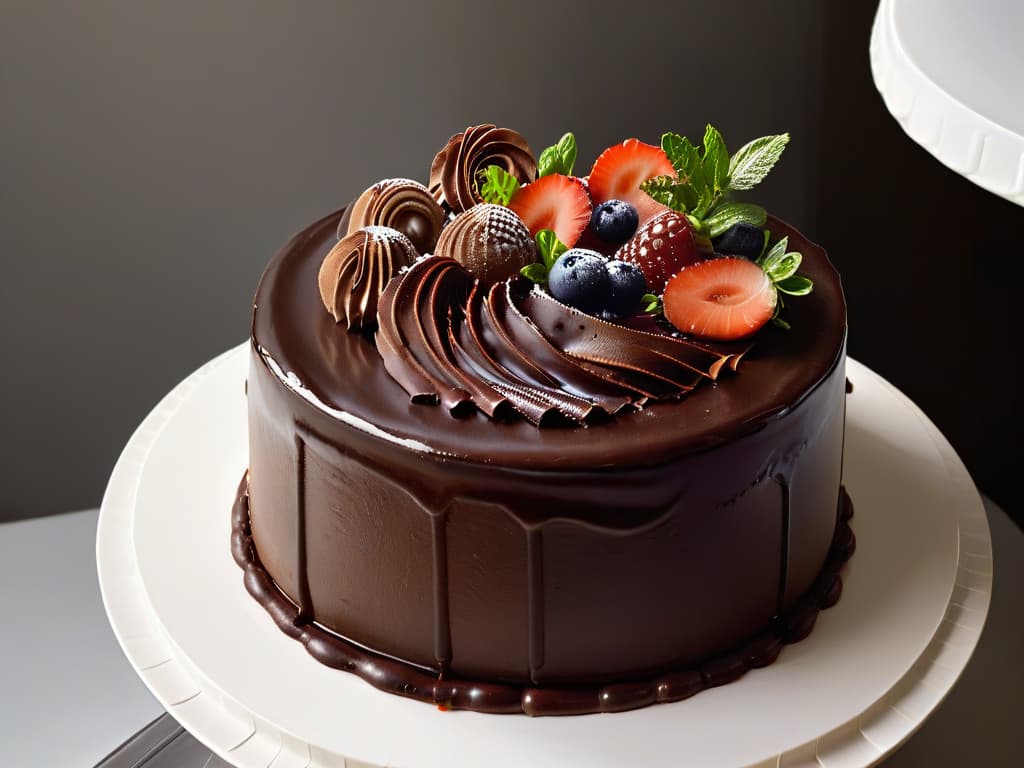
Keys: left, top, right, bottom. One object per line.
{"left": 547, "top": 249, "right": 610, "bottom": 313}
{"left": 603, "top": 260, "right": 648, "bottom": 317}
{"left": 591, "top": 199, "right": 639, "bottom": 245}
{"left": 711, "top": 222, "right": 765, "bottom": 260}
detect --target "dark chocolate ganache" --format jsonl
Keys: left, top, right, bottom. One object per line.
{"left": 253, "top": 211, "right": 845, "bottom": 467}
{"left": 243, "top": 208, "right": 851, "bottom": 715}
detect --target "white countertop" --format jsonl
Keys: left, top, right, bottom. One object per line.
{"left": 0, "top": 502, "right": 1020, "bottom": 766}
{"left": 0, "top": 510, "right": 163, "bottom": 766}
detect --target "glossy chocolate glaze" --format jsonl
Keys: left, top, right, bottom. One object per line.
{"left": 245, "top": 207, "right": 850, "bottom": 712}
{"left": 233, "top": 478, "right": 854, "bottom": 715}
{"left": 252, "top": 210, "right": 845, "bottom": 466}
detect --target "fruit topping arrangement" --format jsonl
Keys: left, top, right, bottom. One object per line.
{"left": 317, "top": 123, "right": 818, "bottom": 424}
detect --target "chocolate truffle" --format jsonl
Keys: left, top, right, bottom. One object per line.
{"left": 433, "top": 204, "right": 537, "bottom": 287}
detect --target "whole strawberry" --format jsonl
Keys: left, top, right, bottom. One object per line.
{"left": 614, "top": 211, "right": 700, "bottom": 294}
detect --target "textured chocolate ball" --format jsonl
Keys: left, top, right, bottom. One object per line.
{"left": 433, "top": 204, "right": 537, "bottom": 287}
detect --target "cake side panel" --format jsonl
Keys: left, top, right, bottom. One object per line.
{"left": 247, "top": 343, "right": 443, "bottom": 670}
{"left": 300, "top": 434, "right": 438, "bottom": 670}
{"left": 445, "top": 500, "right": 530, "bottom": 681}
{"left": 540, "top": 478, "right": 783, "bottom": 684}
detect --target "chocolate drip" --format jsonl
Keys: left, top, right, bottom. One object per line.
{"left": 431, "top": 510, "right": 452, "bottom": 672}
{"left": 294, "top": 435, "right": 312, "bottom": 622}
{"left": 527, "top": 527, "right": 545, "bottom": 684}
{"left": 775, "top": 474, "right": 791, "bottom": 616}
{"left": 232, "top": 477, "right": 855, "bottom": 716}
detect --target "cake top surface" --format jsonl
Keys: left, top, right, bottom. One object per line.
{"left": 252, "top": 125, "right": 847, "bottom": 469}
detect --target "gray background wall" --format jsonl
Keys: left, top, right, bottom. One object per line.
{"left": 1, "top": 1, "right": 1018, "bottom": 524}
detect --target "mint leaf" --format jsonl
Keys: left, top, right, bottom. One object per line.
{"left": 641, "top": 175, "right": 699, "bottom": 213}
{"left": 535, "top": 229, "right": 567, "bottom": 271}
{"left": 757, "top": 236, "right": 789, "bottom": 269}
{"left": 769, "top": 293, "right": 789, "bottom": 329}
{"left": 520, "top": 262, "right": 549, "bottom": 284}
{"left": 661, "top": 132, "right": 692, "bottom": 173}
{"left": 705, "top": 202, "right": 767, "bottom": 238}
{"left": 759, "top": 237, "right": 806, "bottom": 283}
{"left": 701, "top": 124, "right": 730, "bottom": 194}
{"left": 754, "top": 235, "right": 813, "bottom": 329}
{"left": 727, "top": 133, "right": 789, "bottom": 191}
{"left": 661, "top": 133, "right": 708, "bottom": 196}
{"left": 538, "top": 132, "right": 577, "bottom": 177}
{"left": 641, "top": 293, "right": 663, "bottom": 315}
{"left": 776, "top": 275, "right": 813, "bottom": 296}
{"left": 764, "top": 251, "right": 802, "bottom": 282}
{"left": 478, "top": 165, "right": 520, "bottom": 206}
{"left": 694, "top": 184, "right": 716, "bottom": 220}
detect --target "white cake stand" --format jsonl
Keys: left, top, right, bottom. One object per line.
{"left": 871, "top": 0, "right": 1024, "bottom": 205}
{"left": 96, "top": 344, "right": 991, "bottom": 768}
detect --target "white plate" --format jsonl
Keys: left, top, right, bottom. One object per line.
{"left": 97, "top": 345, "right": 992, "bottom": 768}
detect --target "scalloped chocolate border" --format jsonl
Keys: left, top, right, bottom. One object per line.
{"left": 231, "top": 476, "right": 855, "bottom": 716}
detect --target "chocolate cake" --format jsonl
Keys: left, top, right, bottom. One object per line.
{"left": 235, "top": 125, "right": 854, "bottom": 715}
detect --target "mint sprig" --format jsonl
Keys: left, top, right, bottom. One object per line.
{"left": 519, "top": 229, "right": 568, "bottom": 284}
{"left": 756, "top": 236, "right": 814, "bottom": 329}
{"left": 520, "top": 263, "right": 549, "bottom": 283}
{"left": 537, "top": 132, "right": 577, "bottom": 177}
{"left": 640, "top": 125, "right": 790, "bottom": 236}
{"left": 478, "top": 165, "right": 520, "bottom": 206}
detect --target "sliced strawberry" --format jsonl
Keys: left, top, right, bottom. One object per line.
{"left": 508, "top": 174, "right": 591, "bottom": 247}
{"left": 663, "top": 257, "right": 776, "bottom": 341}
{"left": 614, "top": 211, "right": 699, "bottom": 294}
{"left": 588, "top": 139, "right": 675, "bottom": 224}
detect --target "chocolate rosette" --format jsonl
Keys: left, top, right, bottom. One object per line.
{"left": 339, "top": 178, "right": 445, "bottom": 255}
{"left": 428, "top": 124, "right": 538, "bottom": 213}
{"left": 318, "top": 226, "right": 418, "bottom": 330}
{"left": 376, "top": 256, "right": 749, "bottom": 426}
